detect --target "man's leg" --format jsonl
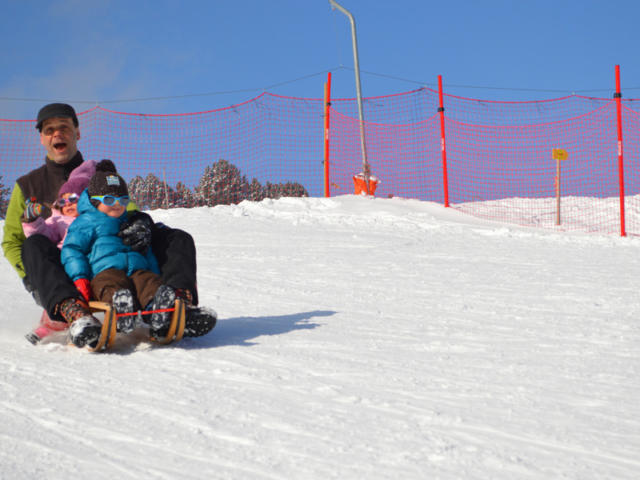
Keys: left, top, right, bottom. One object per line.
{"left": 22, "top": 235, "right": 101, "bottom": 347}
{"left": 151, "top": 225, "right": 199, "bottom": 305}
{"left": 21, "top": 234, "right": 79, "bottom": 319}
{"left": 150, "top": 226, "right": 216, "bottom": 337}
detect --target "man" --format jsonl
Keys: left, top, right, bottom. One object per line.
{"left": 2, "top": 103, "right": 216, "bottom": 347}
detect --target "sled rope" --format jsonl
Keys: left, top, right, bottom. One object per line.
{"left": 115, "top": 307, "right": 175, "bottom": 317}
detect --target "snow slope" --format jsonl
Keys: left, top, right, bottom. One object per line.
{"left": 1, "top": 195, "right": 638, "bottom": 479}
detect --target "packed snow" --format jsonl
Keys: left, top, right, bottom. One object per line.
{"left": 1, "top": 195, "right": 638, "bottom": 479}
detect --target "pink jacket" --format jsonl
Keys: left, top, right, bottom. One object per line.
{"left": 22, "top": 209, "right": 75, "bottom": 249}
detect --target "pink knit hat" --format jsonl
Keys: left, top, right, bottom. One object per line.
{"left": 58, "top": 160, "right": 97, "bottom": 198}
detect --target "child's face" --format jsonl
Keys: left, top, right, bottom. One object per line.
{"left": 59, "top": 193, "right": 78, "bottom": 217}
{"left": 97, "top": 201, "right": 126, "bottom": 218}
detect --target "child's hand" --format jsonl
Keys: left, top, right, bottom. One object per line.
{"left": 23, "top": 198, "right": 43, "bottom": 222}
{"left": 118, "top": 211, "right": 153, "bottom": 252}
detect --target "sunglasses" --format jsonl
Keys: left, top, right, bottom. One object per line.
{"left": 91, "top": 195, "right": 130, "bottom": 207}
{"left": 56, "top": 193, "right": 79, "bottom": 207}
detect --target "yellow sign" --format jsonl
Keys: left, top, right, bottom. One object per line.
{"left": 552, "top": 148, "right": 568, "bottom": 161}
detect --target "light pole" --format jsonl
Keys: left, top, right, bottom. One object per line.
{"left": 329, "top": 0, "right": 371, "bottom": 193}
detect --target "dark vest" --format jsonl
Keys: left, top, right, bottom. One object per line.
{"left": 17, "top": 152, "right": 84, "bottom": 218}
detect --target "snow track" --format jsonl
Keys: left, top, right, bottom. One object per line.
{"left": 1, "top": 196, "right": 638, "bottom": 479}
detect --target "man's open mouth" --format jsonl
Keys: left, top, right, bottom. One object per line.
{"left": 53, "top": 142, "right": 67, "bottom": 151}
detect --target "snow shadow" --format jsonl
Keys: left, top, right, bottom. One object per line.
{"left": 182, "top": 310, "right": 336, "bottom": 348}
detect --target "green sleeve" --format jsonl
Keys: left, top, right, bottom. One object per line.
{"left": 2, "top": 183, "right": 27, "bottom": 278}
{"left": 126, "top": 200, "right": 139, "bottom": 212}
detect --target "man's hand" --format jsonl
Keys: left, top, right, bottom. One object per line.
{"left": 118, "top": 211, "right": 153, "bottom": 253}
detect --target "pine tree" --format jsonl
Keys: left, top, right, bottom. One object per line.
{"left": 128, "top": 173, "right": 176, "bottom": 210}
{"left": 175, "top": 182, "right": 202, "bottom": 208}
{"left": 0, "top": 176, "right": 9, "bottom": 219}
{"left": 264, "top": 181, "right": 308, "bottom": 199}
{"left": 248, "top": 178, "right": 266, "bottom": 202}
{"left": 196, "top": 160, "right": 250, "bottom": 206}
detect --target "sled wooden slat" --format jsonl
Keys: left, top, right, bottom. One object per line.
{"left": 174, "top": 299, "right": 186, "bottom": 341}
{"left": 88, "top": 301, "right": 117, "bottom": 352}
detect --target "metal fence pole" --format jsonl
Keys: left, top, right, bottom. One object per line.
{"left": 614, "top": 64, "right": 626, "bottom": 237}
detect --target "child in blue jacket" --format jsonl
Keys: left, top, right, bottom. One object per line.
{"left": 61, "top": 160, "right": 176, "bottom": 348}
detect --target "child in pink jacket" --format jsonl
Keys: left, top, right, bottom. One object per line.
{"left": 23, "top": 160, "right": 96, "bottom": 344}
{"left": 22, "top": 197, "right": 77, "bottom": 248}
{"left": 22, "top": 160, "right": 96, "bottom": 247}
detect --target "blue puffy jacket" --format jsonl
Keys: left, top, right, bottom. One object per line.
{"left": 61, "top": 190, "right": 160, "bottom": 281}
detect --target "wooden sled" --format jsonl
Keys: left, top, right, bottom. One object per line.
{"left": 87, "top": 298, "right": 186, "bottom": 352}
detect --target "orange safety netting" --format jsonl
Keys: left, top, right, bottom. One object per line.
{"left": 1, "top": 87, "right": 639, "bottom": 235}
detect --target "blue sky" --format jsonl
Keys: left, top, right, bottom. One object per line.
{"left": 1, "top": 0, "right": 638, "bottom": 120}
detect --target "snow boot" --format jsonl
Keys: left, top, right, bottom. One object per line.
{"left": 112, "top": 288, "right": 136, "bottom": 333}
{"left": 25, "top": 310, "right": 69, "bottom": 345}
{"left": 69, "top": 316, "right": 102, "bottom": 348}
{"left": 148, "top": 285, "right": 176, "bottom": 338}
{"left": 184, "top": 306, "right": 217, "bottom": 337}
{"left": 58, "top": 297, "right": 101, "bottom": 348}
{"left": 174, "top": 288, "right": 194, "bottom": 306}
{"left": 25, "top": 331, "right": 42, "bottom": 345}
{"left": 174, "top": 288, "right": 217, "bottom": 337}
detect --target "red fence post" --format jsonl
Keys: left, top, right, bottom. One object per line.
{"left": 614, "top": 65, "right": 626, "bottom": 237}
{"left": 323, "top": 72, "right": 332, "bottom": 198}
{"left": 437, "top": 75, "right": 450, "bottom": 207}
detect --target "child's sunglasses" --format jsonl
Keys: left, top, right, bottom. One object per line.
{"left": 91, "top": 195, "right": 130, "bottom": 207}
{"left": 55, "top": 193, "right": 79, "bottom": 207}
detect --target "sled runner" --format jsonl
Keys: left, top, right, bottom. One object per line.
{"left": 86, "top": 301, "right": 117, "bottom": 351}
{"left": 86, "top": 298, "right": 186, "bottom": 352}
{"left": 26, "top": 299, "right": 187, "bottom": 351}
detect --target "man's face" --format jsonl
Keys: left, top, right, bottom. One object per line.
{"left": 39, "top": 117, "right": 80, "bottom": 164}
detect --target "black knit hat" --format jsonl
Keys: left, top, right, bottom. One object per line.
{"left": 88, "top": 159, "right": 128, "bottom": 198}
{"left": 36, "top": 103, "right": 79, "bottom": 131}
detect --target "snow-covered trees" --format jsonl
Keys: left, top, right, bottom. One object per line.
{"left": 196, "top": 160, "right": 249, "bottom": 207}
{"left": 0, "top": 176, "right": 10, "bottom": 219}
{"left": 128, "top": 173, "right": 180, "bottom": 210}
{"left": 127, "top": 159, "right": 308, "bottom": 210}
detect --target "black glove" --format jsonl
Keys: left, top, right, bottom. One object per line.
{"left": 118, "top": 211, "right": 153, "bottom": 253}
